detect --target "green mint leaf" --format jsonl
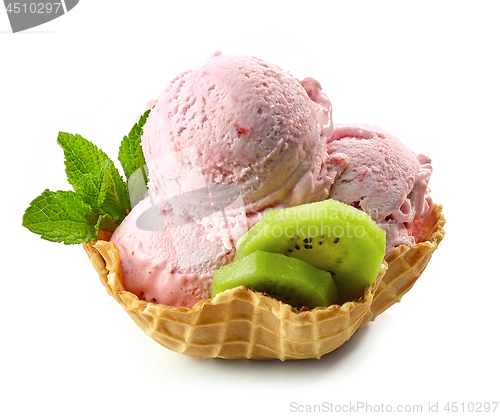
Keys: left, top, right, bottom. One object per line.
{"left": 22, "top": 189, "right": 99, "bottom": 244}
{"left": 98, "top": 161, "right": 130, "bottom": 220}
{"left": 118, "top": 109, "right": 149, "bottom": 182}
{"left": 57, "top": 131, "right": 130, "bottom": 218}
{"left": 95, "top": 213, "right": 120, "bottom": 233}
{"left": 57, "top": 132, "right": 104, "bottom": 206}
{"left": 127, "top": 164, "right": 149, "bottom": 208}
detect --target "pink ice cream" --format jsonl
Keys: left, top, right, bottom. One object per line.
{"left": 110, "top": 196, "right": 239, "bottom": 307}
{"left": 326, "top": 124, "right": 433, "bottom": 250}
{"left": 142, "top": 52, "right": 343, "bottom": 213}
{"left": 111, "top": 53, "right": 341, "bottom": 307}
{"left": 111, "top": 54, "right": 433, "bottom": 308}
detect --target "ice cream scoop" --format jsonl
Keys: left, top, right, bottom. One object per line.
{"left": 142, "top": 52, "right": 342, "bottom": 214}
{"left": 326, "top": 124, "right": 433, "bottom": 250}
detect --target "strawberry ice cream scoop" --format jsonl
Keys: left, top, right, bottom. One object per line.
{"left": 110, "top": 195, "right": 243, "bottom": 307}
{"left": 326, "top": 124, "right": 433, "bottom": 250}
{"left": 142, "top": 52, "right": 340, "bottom": 213}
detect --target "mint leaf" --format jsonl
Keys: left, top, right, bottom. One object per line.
{"left": 57, "top": 132, "right": 130, "bottom": 218}
{"left": 127, "top": 164, "right": 149, "bottom": 208}
{"left": 22, "top": 189, "right": 100, "bottom": 244}
{"left": 98, "top": 161, "right": 130, "bottom": 220}
{"left": 118, "top": 109, "right": 150, "bottom": 180}
{"left": 95, "top": 213, "right": 119, "bottom": 233}
{"left": 57, "top": 132, "right": 105, "bottom": 207}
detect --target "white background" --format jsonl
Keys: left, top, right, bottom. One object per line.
{"left": 2, "top": 1, "right": 499, "bottom": 415}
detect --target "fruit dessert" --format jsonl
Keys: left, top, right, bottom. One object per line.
{"left": 23, "top": 52, "right": 445, "bottom": 360}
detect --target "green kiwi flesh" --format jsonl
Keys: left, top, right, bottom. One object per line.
{"left": 235, "top": 199, "right": 386, "bottom": 303}
{"left": 210, "top": 250, "right": 339, "bottom": 309}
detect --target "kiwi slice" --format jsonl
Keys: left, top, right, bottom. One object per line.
{"left": 210, "top": 250, "right": 339, "bottom": 309}
{"left": 235, "top": 200, "right": 386, "bottom": 303}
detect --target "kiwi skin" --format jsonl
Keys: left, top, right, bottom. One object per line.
{"left": 235, "top": 200, "right": 386, "bottom": 303}
{"left": 211, "top": 250, "right": 340, "bottom": 309}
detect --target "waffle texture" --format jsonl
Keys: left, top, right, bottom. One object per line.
{"left": 83, "top": 204, "right": 445, "bottom": 360}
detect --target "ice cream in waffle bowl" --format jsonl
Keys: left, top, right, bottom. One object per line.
{"left": 83, "top": 203, "right": 444, "bottom": 360}
{"left": 23, "top": 53, "right": 445, "bottom": 360}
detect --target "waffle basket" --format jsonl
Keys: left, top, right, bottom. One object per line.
{"left": 83, "top": 204, "right": 445, "bottom": 360}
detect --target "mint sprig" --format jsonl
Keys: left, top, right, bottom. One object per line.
{"left": 58, "top": 132, "right": 130, "bottom": 216}
{"left": 23, "top": 132, "right": 132, "bottom": 244}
